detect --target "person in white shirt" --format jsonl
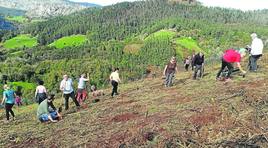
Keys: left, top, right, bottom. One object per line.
{"left": 35, "top": 80, "right": 47, "bottom": 104}
{"left": 76, "top": 74, "right": 89, "bottom": 104}
{"left": 110, "top": 68, "right": 121, "bottom": 97}
{"left": 249, "top": 33, "right": 264, "bottom": 72}
{"left": 60, "top": 75, "right": 80, "bottom": 110}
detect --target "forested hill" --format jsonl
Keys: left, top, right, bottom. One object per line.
{"left": 0, "top": 0, "right": 267, "bottom": 102}
{"left": 0, "top": 17, "right": 14, "bottom": 30}
{"left": 0, "top": 6, "right": 26, "bottom": 16}
{"left": 24, "top": 0, "right": 268, "bottom": 45}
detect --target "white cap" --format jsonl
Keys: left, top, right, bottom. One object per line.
{"left": 251, "top": 33, "right": 257, "bottom": 38}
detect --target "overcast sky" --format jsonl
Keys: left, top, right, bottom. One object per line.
{"left": 70, "top": 0, "right": 268, "bottom": 11}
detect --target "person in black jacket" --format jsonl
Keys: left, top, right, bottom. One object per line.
{"left": 192, "top": 52, "right": 205, "bottom": 79}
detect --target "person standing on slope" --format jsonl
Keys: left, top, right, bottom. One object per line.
{"left": 216, "top": 48, "right": 247, "bottom": 81}
{"left": 76, "top": 73, "right": 89, "bottom": 104}
{"left": 60, "top": 75, "right": 80, "bottom": 110}
{"left": 1, "top": 85, "right": 16, "bottom": 122}
{"left": 192, "top": 52, "right": 205, "bottom": 79}
{"left": 163, "top": 56, "right": 178, "bottom": 87}
{"left": 35, "top": 80, "right": 47, "bottom": 104}
{"left": 191, "top": 52, "right": 196, "bottom": 71}
{"left": 249, "top": 33, "right": 264, "bottom": 72}
{"left": 184, "top": 56, "right": 191, "bottom": 71}
{"left": 110, "top": 68, "right": 121, "bottom": 97}
{"left": 15, "top": 86, "right": 23, "bottom": 106}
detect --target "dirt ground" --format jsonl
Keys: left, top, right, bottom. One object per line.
{"left": 1, "top": 57, "right": 268, "bottom": 147}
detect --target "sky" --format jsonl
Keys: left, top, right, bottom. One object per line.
{"left": 70, "top": 0, "right": 268, "bottom": 11}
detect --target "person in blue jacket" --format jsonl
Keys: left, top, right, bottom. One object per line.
{"left": 1, "top": 85, "right": 16, "bottom": 122}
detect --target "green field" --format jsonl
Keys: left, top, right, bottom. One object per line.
{"left": 6, "top": 16, "right": 28, "bottom": 23}
{"left": 11, "top": 81, "right": 36, "bottom": 90}
{"left": 144, "top": 30, "right": 205, "bottom": 58}
{"left": 49, "top": 35, "right": 87, "bottom": 49}
{"left": 3, "top": 34, "right": 38, "bottom": 49}
{"left": 174, "top": 37, "right": 206, "bottom": 58}
{"left": 144, "top": 30, "right": 177, "bottom": 42}
{"left": 175, "top": 37, "right": 202, "bottom": 52}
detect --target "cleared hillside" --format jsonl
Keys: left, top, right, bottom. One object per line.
{"left": 1, "top": 53, "right": 268, "bottom": 147}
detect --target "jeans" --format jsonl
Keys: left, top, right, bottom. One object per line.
{"left": 249, "top": 54, "right": 262, "bottom": 71}
{"left": 111, "top": 80, "right": 119, "bottom": 96}
{"left": 64, "top": 91, "right": 80, "bottom": 110}
{"left": 39, "top": 111, "right": 58, "bottom": 122}
{"left": 216, "top": 59, "right": 234, "bottom": 78}
{"left": 193, "top": 65, "right": 203, "bottom": 79}
{"left": 165, "top": 72, "right": 175, "bottom": 87}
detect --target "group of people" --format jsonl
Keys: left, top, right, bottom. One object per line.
{"left": 1, "top": 68, "right": 121, "bottom": 123}
{"left": 1, "top": 33, "right": 264, "bottom": 123}
{"left": 36, "top": 68, "right": 121, "bottom": 123}
{"left": 164, "top": 33, "right": 264, "bottom": 87}
{"left": 183, "top": 52, "right": 205, "bottom": 73}
{"left": 163, "top": 52, "right": 205, "bottom": 87}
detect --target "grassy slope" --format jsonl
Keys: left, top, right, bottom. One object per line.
{"left": 11, "top": 82, "right": 36, "bottom": 90}
{"left": 3, "top": 34, "right": 38, "bottom": 49}
{"left": 1, "top": 53, "right": 268, "bottom": 147}
{"left": 145, "top": 30, "right": 176, "bottom": 42}
{"left": 49, "top": 35, "right": 87, "bottom": 49}
{"left": 6, "top": 16, "right": 28, "bottom": 23}
{"left": 144, "top": 30, "right": 205, "bottom": 58}
{"left": 175, "top": 37, "right": 204, "bottom": 55}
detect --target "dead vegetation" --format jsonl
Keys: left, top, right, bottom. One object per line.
{"left": 1, "top": 56, "right": 268, "bottom": 147}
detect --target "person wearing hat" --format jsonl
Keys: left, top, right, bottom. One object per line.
{"left": 216, "top": 48, "right": 247, "bottom": 81}
{"left": 249, "top": 33, "right": 264, "bottom": 72}
{"left": 37, "top": 94, "right": 62, "bottom": 123}
{"left": 60, "top": 74, "right": 80, "bottom": 110}
{"left": 1, "top": 85, "right": 16, "bottom": 122}
{"left": 163, "top": 56, "right": 178, "bottom": 87}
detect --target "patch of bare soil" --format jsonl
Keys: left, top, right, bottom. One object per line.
{"left": 188, "top": 105, "right": 222, "bottom": 127}
{"left": 111, "top": 112, "right": 140, "bottom": 122}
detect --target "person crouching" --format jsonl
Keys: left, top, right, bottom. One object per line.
{"left": 37, "top": 94, "right": 62, "bottom": 123}
{"left": 216, "top": 48, "right": 247, "bottom": 81}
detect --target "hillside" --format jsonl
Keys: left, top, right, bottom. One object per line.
{"left": 0, "top": 6, "right": 25, "bottom": 16}
{"left": 0, "top": 17, "right": 14, "bottom": 30}
{"left": 0, "top": 0, "right": 97, "bottom": 18}
{"left": 24, "top": 0, "right": 268, "bottom": 44}
{"left": 66, "top": 0, "right": 101, "bottom": 7}
{"left": 3, "top": 34, "right": 38, "bottom": 49}
{"left": 1, "top": 54, "right": 268, "bottom": 147}
{"left": 0, "top": 0, "right": 267, "bottom": 101}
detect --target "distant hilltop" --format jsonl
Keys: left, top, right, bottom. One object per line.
{"left": 0, "top": 0, "right": 100, "bottom": 18}
{"left": 168, "top": 0, "right": 199, "bottom": 4}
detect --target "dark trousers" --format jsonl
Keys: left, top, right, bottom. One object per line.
{"left": 216, "top": 59, "right": 233, "bottom": 78}
{"left": 249, "top": 54, "right": 262, "bottom": 71}
{"left": 185, "top": 64, "right": 189, "bottom": 71}
{"left": 64, "top": 91, "right": 80, "bottom": 110}
{"left": 5, "top": 103, "right": 15, "bottom": 120}
{"left": 111, "top": 80, "right": 119, "bottom": 96}
{"left": 191, "top": 62, "right": 194, "bottom": 71}
{"left": 37, "top": 93, "right": 47, "bottom": 104}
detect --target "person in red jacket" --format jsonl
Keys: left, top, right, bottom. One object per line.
{"left": 216, "top": 48, "right": 247, "bottom": 81}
